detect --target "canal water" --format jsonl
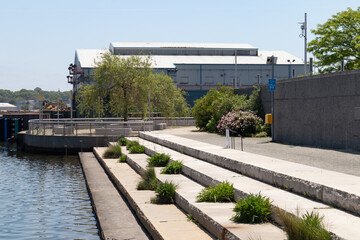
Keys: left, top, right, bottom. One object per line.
{"left": 0, "top": 143, "right": 100, "bottom": 240}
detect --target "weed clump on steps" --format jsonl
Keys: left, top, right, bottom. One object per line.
{"left": 151, "top": 181, "right": 177, "bottom": 204}
{"left": 137, "top": 168, "right": 158, "bottom": 190}
{"left": 161, "top": 160, "right": 183, "bottom": 174}
{"left": 196, "top": 181, "right": 234, "bottom": 202}
{"left": 275, "top": 209, "right": 331, "bottom": 240}
{"left": 118, "top": 138, "right": 128, "bottom": 146}
{"left": 231, "top": 192, "right": 271, "bottom": 224}
{"left": 103, "top": 144, "right": 122, "bottom": 158}
{"left": 147, "top": 153, "right": 170, "bottom": 167}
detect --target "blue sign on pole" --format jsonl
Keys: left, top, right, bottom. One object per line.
{"left": 268, "top": 78, "right": 276, "bottom": 91}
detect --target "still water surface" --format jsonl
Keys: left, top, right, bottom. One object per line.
{"left": 0, "top": 144, "right": 100, "bottom": 240}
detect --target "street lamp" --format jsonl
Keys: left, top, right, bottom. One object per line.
{"left": 67, "top": 64, "right": 77, "bottom": 119}
{"left": 287, "top": 59, "right": 295, "bottom": 78}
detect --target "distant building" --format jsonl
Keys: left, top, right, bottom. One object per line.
{"left": 70, "top": 43, "right": 305, "bottom": 104}
{"left": 0, "top": 103, "right": 17, "bottom": 111}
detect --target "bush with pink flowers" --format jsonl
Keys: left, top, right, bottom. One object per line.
{"left": 217, "top": 111, "right": 263, "bottom": 136}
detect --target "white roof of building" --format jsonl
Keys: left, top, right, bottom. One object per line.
{"left": 76, "top": 49, "right": 109, "bottom": 68}
{"left": 76, "top": 48, "right": 303, "bottom": 69}
{"left": 110, "top": 42, "right": 257, "bottom": 50}
{"left": 0, "top": 103, "right": 16, "bottom": 108}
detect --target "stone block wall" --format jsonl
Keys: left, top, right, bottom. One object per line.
{"left": 274, "top": 70, "right": 360, "bottom": 150}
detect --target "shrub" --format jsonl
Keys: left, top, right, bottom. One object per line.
{"left": 161, "top": 160, "right": 183, "bottom": 174}
{"left": 276, "top": 210, "right": 331, "bottom": 240}
{"left": 129, "top": 145, "right": 145, "bottom": 154}
{"left": 118, "top": 155, "right": 127, "bottom": 162}
{"left": 118, "top": 138, "right": 128, "bottom": 146}
{"left": 147, "top": 153, "right": 170, "bottom": 167}
{"left": 151, "top": 181, "right": 177, "bottom": 204}
{"left": 231, "top": 193, "right": 271, "bottom": 224}
{"left": 137, "top": 168, "right": 158, "bottom": 190}
{"left": 103, "top": 144, "right": 122, "bottom": 158}
{"left": 217, "top": 110, "right": 263, "bottom": 137}
{"left": 191, "top": 86, "right": 247, "bottom": 131}
{"left": 126, "top": 140, "right": 139, "bottom": 150}
{"left": 196, "top": 181, "right": 234, "bottom": 202}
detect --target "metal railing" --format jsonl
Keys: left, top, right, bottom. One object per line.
{"left": 28, "top": 117, "right": 195, "bottom": 137}
{"left": 28, "top": 118, "right": 154, "bottom": 137}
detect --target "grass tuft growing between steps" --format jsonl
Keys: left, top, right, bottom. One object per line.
{"left": 126, "top": 140, "right": 139, "bottom": 150}
{"left": 129, "top": 145, "right": 145, "bottom": 154}
{"left": 196, "top": 181, "right": 234, "bottom": 202}
{"left": 118, "top": 138, "right": 128, "bottom": 146}
{"left": 151, "top": 181, "right": 177, "bottom": 204}
{"left": 118, "top": 155, "right": 127, "bottom": 163}
{"left": 137, "top": 168, "right": 158, "bottom": 190}
{"left": 161, "top": 160, "right": 183, "bottom": 174}
{"left": 147, "top": 153, "right": 170, "bottom": 167}
{"left": 103, "top": 144, "right": 122, "bottom": 158}
{"left": 275, "top": 209, "right": 331, "bottom": 240}
{"left": 231, "top": 193, "right": 271, "bottom": 224}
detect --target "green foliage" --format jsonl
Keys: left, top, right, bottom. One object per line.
{"left": 276, "top": 210, "right": 331, "bottom": 240}
{"left": 231, "top": 193, "right": 271, "bottom": 224}
{"left": 245, "top": 86, "right": 264, "bottom": 120}
{"left": 129, "top": 145, "right": 145, "bottom": 154}
{"left": 254, "top": 132, "right": 268, "bottom": 138}
{"left": 137, "top": 168, "right": 158, "bottom": 190}
{"left": 126, "top": 140, "right": 139, "bottom": 150}
{"left": 191, "top": 86, "right": 247, "bottom": 131}
{"left": 147, "top": 153, "right": 170, "bottom": 167}
{"left": 118, "top": 138, "right": 128, "bottom": 146}
{"left": 118, "top": 155, "right": 127, "bottom": 162}
{"left": 196, "top": 181, "right": 234, "bottom": 203}
{"left": 103, "top": 144, "right": 122, "bottom": 158}
{"left": 161, "top": 160, "right": 183, "bottom": 174}
{"left": 0, "top": 88, "right": 71, "bottom": 105}
{"left": 308, "top": 7, "right": 360, "bottom": 73}
{"left": 151, "top": 181, "right": 177, "bottom": 204}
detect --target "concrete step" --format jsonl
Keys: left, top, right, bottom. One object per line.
{"left": 135, "top": 136, "right": 360, "bottom": 240}
{"left": 78, "top": 152, "right": 150, "bottom": 240}
{"left": 93, "top": 147, "right": 214, "bottom": 240}
{"left": 140, "top": 132, "right": 360, "bottom": 217}
{"left": 120, "top": 142, "right": 286, "bottom": 240}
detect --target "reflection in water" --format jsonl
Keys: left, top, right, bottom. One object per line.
{"left": 0, "top": 143, "right": 99, "bottom": 240}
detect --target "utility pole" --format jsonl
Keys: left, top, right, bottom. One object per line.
{"left": 299, "top": 13, "right": 307, "bottom": 75}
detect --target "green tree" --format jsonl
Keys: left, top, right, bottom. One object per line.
{"left": 245, "top": 86, "right": 265, "bottom": 119}
{"left": 308, "top": 7, "right": 360, "bottom": 73}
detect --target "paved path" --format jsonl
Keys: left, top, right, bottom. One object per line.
{"left": 79, "top": 152, "right": 150, "bottom": 240}
{"left": 157, "top": 127, "right": 360, "bottom": 177}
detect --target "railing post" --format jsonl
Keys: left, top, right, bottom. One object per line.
{"left": 226, "top": 128, "right": 230, "bottom": 149}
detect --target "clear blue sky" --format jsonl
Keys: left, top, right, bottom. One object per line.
{"left": 0, "top": 0, "right": 359, "bottom": 91}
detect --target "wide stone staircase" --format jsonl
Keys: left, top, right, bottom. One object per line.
{"left": 91, "top": 132, "right": 360, "bottom": 239}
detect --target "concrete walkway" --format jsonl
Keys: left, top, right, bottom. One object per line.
{"left": 79, "top": 152, "right": 150, "bottom": 240}
{"left": 157, "top": 127, "right": 360, "bottom": 177}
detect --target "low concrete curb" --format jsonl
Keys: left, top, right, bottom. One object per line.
{"left": 140, "top": 132, "right": 360, "bottom": 217}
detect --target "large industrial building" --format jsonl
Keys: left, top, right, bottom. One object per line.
{"left": 69, "top": 42, "right": 304, "bottom": 104}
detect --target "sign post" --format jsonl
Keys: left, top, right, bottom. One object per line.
{"left": 268, "top": 78, "right": 276, "bottom": 141}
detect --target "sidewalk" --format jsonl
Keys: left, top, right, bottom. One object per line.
{"left": 156, "top": 127, "right": 360, "bottom": 177}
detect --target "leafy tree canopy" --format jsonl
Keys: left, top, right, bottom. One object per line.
{"left": 0, "top": 88, "right": 70, "bottom": 104}
{"left": 308, "top": 7, "right": 360, "bottom": 73}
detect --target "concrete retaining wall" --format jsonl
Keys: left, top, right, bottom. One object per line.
{"left": 274, "top": 70, "right": 360, "bottom": 150}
